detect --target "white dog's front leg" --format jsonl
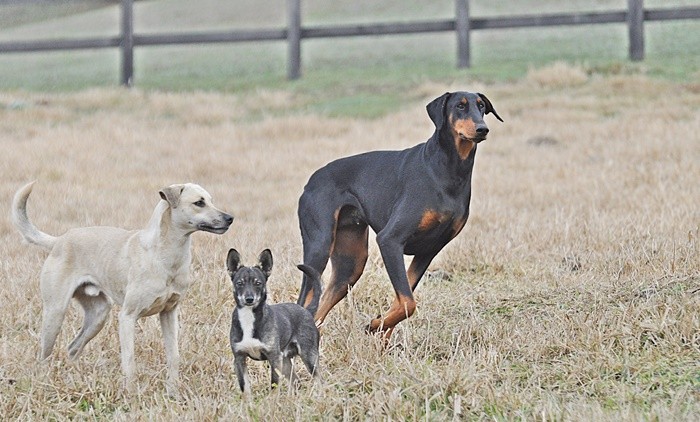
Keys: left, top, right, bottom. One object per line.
{"left": 160, "top": 307, "right": 180, "bottom": 398}
{"left": 118, "top": 310, "right": 138, "bottom": 392}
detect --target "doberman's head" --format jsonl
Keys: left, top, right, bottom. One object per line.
{"left": 226, "top": 249, "right": 273, "bottom": 308}
{"left": 427, "top": 91, "right": 503, "bottom": 160}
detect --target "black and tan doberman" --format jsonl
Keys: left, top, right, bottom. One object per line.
{"left": 296, "top": 91, "right": 502, "bottom": 339}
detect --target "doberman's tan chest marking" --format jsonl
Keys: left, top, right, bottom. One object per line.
{"left": 417, "top": 209, "right": 468, "bottom": 241}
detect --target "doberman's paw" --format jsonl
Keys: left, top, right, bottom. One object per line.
{"left": 365, "top": 315, "right": 383, "bottom": 334}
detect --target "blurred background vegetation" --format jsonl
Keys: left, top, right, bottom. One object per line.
{"left": 0, "top": 0, "right": 698, "bottom": 117}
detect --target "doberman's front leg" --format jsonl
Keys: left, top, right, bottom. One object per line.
{"left": 369, "top": 230, "right": 417, "bottom": 337}
{"left": 372, "top": 252, "right": 438, "bottom": 338}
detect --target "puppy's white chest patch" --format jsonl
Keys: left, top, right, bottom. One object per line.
{"left": 234, "top": 307, "right": 267, "bottom": 360}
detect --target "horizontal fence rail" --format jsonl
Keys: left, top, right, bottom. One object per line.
{"left": 134, "top": 29, "right": 289, "bottom": 46}
{"left": 0, "top": 0, "right": 698, "bottom": 86}
{"left": 0, "top": 37, "right": 122, "bottom": 53}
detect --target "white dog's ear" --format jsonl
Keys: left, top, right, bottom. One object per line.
{"left": 159, "top": 185, "right": 185, "bottom": 208}
{"left": 257, "top": 249, "right": 273, "bottom": 278}
{"left": 226, "top": 248, "right": 242, "bottom": 276}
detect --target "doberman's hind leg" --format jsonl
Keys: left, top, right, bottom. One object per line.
{"left": 298, "top": 198, "right": 336, "bottom": 310}
{"left": 314, "top": 206, "right": 369, "bottom": 325}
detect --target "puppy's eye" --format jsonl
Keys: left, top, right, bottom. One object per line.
{"left": 194, "top": 200, "right": 205, "bottom": 207}
{"left": 478, "top": 102, "right": 485, "bottom": 109}
{"left": 456, "top": 103, "right": 466, "bottom": 110}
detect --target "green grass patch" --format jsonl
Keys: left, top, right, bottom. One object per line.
{"left": 0, "top": 0, "right": 113, "bottom": 29}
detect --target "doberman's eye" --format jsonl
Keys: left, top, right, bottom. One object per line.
{"left": 194, "top": 199, "right": 205, "bottom": 207}
{"left": 456, "top": 103, "right": 466, "bottom": 110}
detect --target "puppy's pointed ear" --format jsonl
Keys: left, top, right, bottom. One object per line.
{"left": 426, "top": 92, "right": 451, "bottom": 130}
{"left": 226, "top": 248, "right": 242, "bottom": 277}
{"left": 477, "top": 92, "right": 503, "bottom": 122}
{"left": 159, "top": 184, "right": 185, "bottom": 208}
{"left": 257, "top": 249, "right": 273, "bottom": 278}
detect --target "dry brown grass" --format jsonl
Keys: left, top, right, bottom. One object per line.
{"left": 1, "top": 68, "right": 699, "bottom": 420}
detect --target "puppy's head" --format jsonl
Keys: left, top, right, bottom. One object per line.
{"left": 226, "top": 249, "right": 273, "bottom": 308}
{"left": 159, "top": 183, "right": 234, "bottom": 235}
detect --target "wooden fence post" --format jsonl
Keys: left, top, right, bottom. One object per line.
{"left": 628, "top": 0, "right": 644, "bottom": 61}
{"left": 456, "top": 0, "right": 470, "bottom": 68}
{"left": 287, "top": 0, "right": 302, "bottom": 80}
{"left": 120, "top": 0, "right": 134, "bottom": 86}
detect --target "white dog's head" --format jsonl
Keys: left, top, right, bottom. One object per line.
{"left": 159, "top": 183, "right": 233, "bottom": 235}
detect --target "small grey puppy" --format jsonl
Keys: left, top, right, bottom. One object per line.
{"left": 226, "top": 248, "right": 321, "bottom": 393}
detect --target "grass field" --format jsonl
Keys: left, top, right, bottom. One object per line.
{"left": 0, "top": 65, "right": 699, "bottom": 420}
{"left": 0, "top": 0, "right": 699, "bottom": 420}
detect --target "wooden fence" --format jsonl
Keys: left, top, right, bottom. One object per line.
{"left": 1, "top": 0, "right": 698, "bottom": 86}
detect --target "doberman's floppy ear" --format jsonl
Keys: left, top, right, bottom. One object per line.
{"left": 257, "top": 249, "right": 273, "bottom": 278}
{"left": 159, "top": 184, "right": 185, "bottom": 208}
{"left": 426, "top": 92, "right": 451, "bottom": 130}
{"left": 477, "top": 92, "right": 504, "bottom": 122}
{"left": 226, "top": 248, "right": 242, "bottom": 277}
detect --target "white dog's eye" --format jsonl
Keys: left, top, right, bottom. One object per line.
{"left": 194, "top": 200, "right": 205, "bottom": 207}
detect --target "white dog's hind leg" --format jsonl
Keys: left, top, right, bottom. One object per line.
{"left": 159, "top": 307, "right": 180, "bottom": 397}
{"left": 39, "top": 302, "right": 69, "bottom": 360}
{"left": 38, "top": 282, "right": 72, "bottom": 360}
{"left": 38, "top": 259, "right": 75, "bottom": 360}
{"left": 68, "top": 290, "right": 112, "bottom": 360}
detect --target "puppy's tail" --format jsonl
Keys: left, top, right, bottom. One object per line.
{"left": 11, "top": 181, "right": 57, "bottom": 251}
{"left": 296, "top": 264, "right": 322, "bottom": 317}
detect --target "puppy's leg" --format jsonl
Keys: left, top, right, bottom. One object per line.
{"left": 68, "top": 291, "right": 111, "bottom": 360}
{"left": 159, "top": 307, "right": 180, "bottom": 397}
{"left": 234, "top": 354, "right": 249, "bottom": 393}
{"left": 118, "top": 309, "right": 138, "bottom": 391}
{"left": 269, "top": 357, "right": 280, "bottom": 388}
{"left": 300, "top": 347, "right": 321, "bottom": 382}
{"left": 281, "top": 356, "right": 300, "bottom": 388}
{"left": 267, "top": 353, "right": 294, "bottom": 389}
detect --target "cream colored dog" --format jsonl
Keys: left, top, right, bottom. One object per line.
{"left": 11, "top": 181, "right": 233, "bottom": 396}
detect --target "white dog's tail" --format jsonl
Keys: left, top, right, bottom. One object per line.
{"left": 11, "top": 181, "right": 57, "bottom": 251}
